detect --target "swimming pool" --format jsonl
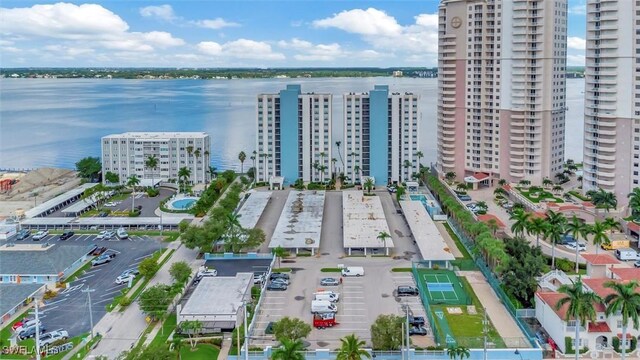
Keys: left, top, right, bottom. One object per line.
{"left": 168, "top": 197, "right": 198, "bottom": 210}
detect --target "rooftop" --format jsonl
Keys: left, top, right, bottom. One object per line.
{"left": 103, "top": 132, "right": 209, "bottom": 139}
{"left": 25, "top": 183, "right": 98, "bottom": 218}
{"left": 0, "top": 284, "right": 44, "bottom": 316}
{"left": 21, "top": 216, "right": 192, "bottom": 226}
{"left": 237, "top": 191, "right": 272, "bottom": 230}
{"left": 268, "top": 191, "right": 325, "bottom": 249}
{"left": 610, "top": 267, "right": 640, "bottom": 281}
{"left": 477, "top": 214, "right": 506, "bottom": 228}
{"left": 400, "top": 200, "right": 453, "bottom": 260}
{"left": 343, "top": 191, "right": 394, "bottom": 249}
{"left": 536, "top": 292, "right": 605, "bottom": 320}
{"left": 61, "top": 191, "right": 113, "bottom": 214}
{"left": 180, "top": 273, "right": 252, "bottom": 316}
{"left": 580, "top": 253, "right": 619, "bottom": 265}
{"left": 0, "top": 243, "right": 92, "bottom": 275}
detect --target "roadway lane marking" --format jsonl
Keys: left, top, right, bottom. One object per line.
{"left": 84, "top": 269, "right": 103, "bottom": 275}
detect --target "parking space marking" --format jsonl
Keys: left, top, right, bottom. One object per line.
{"left": 84, "top": 268, "right": 103, "bottom": 275}
{"left": 93, "top": 298, "right": 113, "bottom": 305}
{"left": 134, "top": 254, "right": 153, "bottom": 261}
{"left": 77, "top": 274, "right": 96, "bottom": 281}
{"left": 101, "top": 289, "right": 123, "bottom": 298}
{"left": 44, "top": 299, "right": 68, "bottom": 307}
{"left": 41, "top": 306, "right": 59, "bottom": 313}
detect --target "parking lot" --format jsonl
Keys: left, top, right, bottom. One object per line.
{"left": 13, "top": 234, "right": 164, "bottom": 338}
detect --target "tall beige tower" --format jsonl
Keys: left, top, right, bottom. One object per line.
{"left": 437, "top": 0, "right": 567, "bottom": 185}
{"left": 582, "top": 0, "right": 640, "bottom": 208}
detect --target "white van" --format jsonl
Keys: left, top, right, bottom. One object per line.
{"left": 116, "top": 227, "right": 128, "bottom": 240}
{"left": 314, "top": 290, "right": 340, "bottom": 301}
{"left": 341, "top": 266, "right": 364, "bottom": 277}
{"left": 315, "top": 293, "right": 339, "bottom": 303}
{"left": 615, "top": 248, "right": 639, "bottom": 261}
{"left": 311, "top": 300, "right": 337, "bottom": 313}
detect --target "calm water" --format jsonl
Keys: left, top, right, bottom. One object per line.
{"left": 0, "top": 78, "right": 585, "bottom": 170}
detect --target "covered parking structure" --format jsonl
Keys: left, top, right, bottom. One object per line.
{"left": 343, "top": 190, "right": 394, "bottom": 255}
{"left": 400, "top": 200, "right": 455, "bottom": 261}
{"left": 24, "top": 183, "right": 98, "bottom": 218}
{"left": 60, "top": 191, "right": 115, "bottom": 217}
{"left": 237, "top": 191, "right": 272, "bottom": 229}
{"left": 268, "top": 191, "right": 324, "bottom": 255}
{"left": 20, "top": 216, "right": 193, "bottom": 231}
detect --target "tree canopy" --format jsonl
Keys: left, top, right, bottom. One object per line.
{"left": 272, "top": 317, "right": 312, "bottom": 341}
{"left": 169, "top": 261, "right": 192, "bottom": 285}
{"left": 138, "top": 284, "right": 172, "bottom": 321}
{"left": 75, "top": 156, "right": 101, "bottom": 181}
{"left": 370, "top": 314, "right": 403, "bottom": 350}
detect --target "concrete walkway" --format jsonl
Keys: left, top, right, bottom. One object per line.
{"left": 459, "top": 271, "right": 530, "bottom": 349}
{"left": 89, "top": 242, "right": 202, "bottom": 359}
{"left": 218, "top": 334, "right": 233, "bottom": 360}
{"left": 435, "top": 222, "right": 464, "bottom": 258}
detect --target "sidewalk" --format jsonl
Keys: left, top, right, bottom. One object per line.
{"left": 88, "top": 242, "right": 201, "bottom": 359}
{"left": 459, "top": 271, "right": 529, "bottom": 348}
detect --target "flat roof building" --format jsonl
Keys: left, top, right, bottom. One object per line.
{"left": 342, "top": 191, "right": 394, "bottom": 255}
{"left": 102, "top": 132, "right": 211, "bottom": 186}
{"left": 268, "top": 191, "right": 325, "bottom": 255}
{"left": 0, "top": 284, "right": 43, "bottom": 326}
{"left": 344, "top": 86, "right": 420, "bottom": 185}
{"left": 24, "top": 183, "right": 98, "bottom": 219}
{"left": 0, "top": 243, "right": 92, "bottom": 284}
{"left": 177, "top": 273, "right": 253, "bottom": 332}
{"left": 237, "top": 191, "right": 272, "bottom": 230}
{"left": 256, "top": 85, "right": 332, "bottom": 184}
{"left": 400, "top": 200, "right": 455, "bottom": 261}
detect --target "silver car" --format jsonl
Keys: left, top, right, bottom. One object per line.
{"left": 320, "top": 278, "right": 340, "bottom": 286}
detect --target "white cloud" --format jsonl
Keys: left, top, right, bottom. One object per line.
{"left": 567, "top": 54, "right": 585, "bottom": 66}
{"left": 278, "top": 38, "right": 343, "bottom": 61}
{"left": 139, "top": 31, "right": 185, "bottom": 48}
{"left": 313, "top": 8, "right": 402, "bottom": 36}
{"left": 0, "top": 39, "right": 14, "bottom": 46}
{"left": 414, "top": 14, "right": 438, "bottom": 28}
{"left": 192, "top": 18, "right": 240, "bottom": 29}
{"left": 197, "top": 39, "right": 284, "bottom": 60}
{"left": 139, "top": 5, "right": 176, "bottom": 21}
{"left": 568, "top": 1, "right": 586, "bottom": 15}
{"left": 567, "top": 36, "right": 586, "bottom": 50}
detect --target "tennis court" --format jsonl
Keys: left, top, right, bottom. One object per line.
{"left": 417, "top": 269, "right": 469, "bottom": 305}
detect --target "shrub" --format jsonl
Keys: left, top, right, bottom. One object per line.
{"left": 128, "top": 210, "right": 141, "bottom": 217}
{"left": 43, "top": 290, "right": 57, "bottom": 300}
{"left": 119, "top": 296, "right": 132, "bottom": 307}
{"left": 146, "top": 188, "right": 160, "bottom": 197}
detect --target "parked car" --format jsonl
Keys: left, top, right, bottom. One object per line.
{"left": 558, "top": 235, "right": 576, "bottom": 246}
{"left": 91, "top": 253, "right": 116, "bottom": 266}
{"left": 59, "top": 231, "right": 75, "bottom": 240}
{"left": 116, "top": 227, "right": 129, "bottom": 239}
{"left": 320, "top": 278, "right": 340, "bottom": 286}
{"left": 18, "top": 325, "right": 46, "bottom": 340}
{"left": 39, "top": 330, "right": 69, "bottom": 346}
{"left": 104, "top": 202, "right": 116, "bottom": 207}
{"left": 270, "top": 273, "right": 290, "bottom": 280}
{"left": 196, "top": 267, "right": 217, "bottom": 279}
{"left": 92, "top": 246, "right": 107, "bottom": 256}
{"left": 267, "top": 282, "right": 287, "bottom": 291}
{"left": 409, "top": 326, "right": 428, "bottom": 336}
{"left": 457, "top": 194, "right": 472, "bottom": 202}
{"left": 97, "top": 231, "right": 115, "bottom": 240}
{"left": 253, "top": 273, "right": 266, "bottom": 285}
{"left": 12, "top": 317, "right": 34, "bottom": 331}
{"left": 15, "top": 229, "right": 30, "bottom": 241}
{"left": 32, "top": 230, "right": 49, "bottom": 240}
{"left": 271, "top": 277, "right": 289, "bottom": 286}
{"left": 265, "top": 322, "right": 275, "bottom": 334}
{"left": 565, "top": 242, "right": 586, "bottom": 252}
{"left": 634, "top": 260, "right": 640, "bottom": 268}
{"left": 408, "top": 316, "right": 426, "bottom": 326}
{"left": 341, "top": 266, "right": 364, "bottom": 277}
{"left": 397, "top": 286, "right": 420, "bottom": 297}
{"left": 115, "top": 269, "right": 139, "bottom": 284}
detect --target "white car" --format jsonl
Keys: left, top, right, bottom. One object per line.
{"left": 97, "top": 231, "right": 115, "bottom": 239}
{"left": 32, "top": 230, "right": 49, "bottom": 240}
{"left": 115, "top": 269, "right": 139, "bottom": 284}
{"left": 39, "top": 330, "right": 69, "bottom": 346}
{"left": 565, "top": 242, "right": 587, "bottom": 252}
{"left": 104, "top": 202, "right": 116, "bottom": 207}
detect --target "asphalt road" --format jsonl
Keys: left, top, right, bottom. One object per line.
{"left": 36, "top": 234, "right": 164, "bottom": 338}
{"left": 109, "top": 189, "right": 173, "bottom": 217}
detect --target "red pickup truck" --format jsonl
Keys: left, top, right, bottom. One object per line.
{"left": 313, "top": 313, "right": 338, "bottom": 329}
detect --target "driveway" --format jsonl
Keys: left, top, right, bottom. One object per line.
{"left": 106, "top": 188, "right": 174, "bottom": 217}
{"left": 37, "top": 234, "right": 164, "bottom": 338}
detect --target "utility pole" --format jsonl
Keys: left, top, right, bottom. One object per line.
{"left": 243, "top": 301, "right": 249, "bottom": 360}
{"left": 483, "top": 308, "right": 488, "bottom": 360}
{"left": 82, "top": 288, "right": 96, "bottom": 339}
{"left": 401, "top": 307, "right": 405, "bottom": 360}
{"left": 404, "top": 305, "right": 410, "bottom": 360}
{"left": 35, "top": 300, "right": 41, "bottom": 360}
{"left": 160, "top": 211, "right": 163, "bottom": 238}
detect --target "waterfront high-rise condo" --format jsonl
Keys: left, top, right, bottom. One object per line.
{"left": 437, "top": 0, "right": 567, "bottom": 186}
{"left": 256, "top": 85, "right": 332, "bottom": 184}
{"left": 101, "top": 132, "right": 211, "bottom": 185}
{"left": 343, "top": 85, "right": 420, "bottom": 185}
{"left": 582, "top": 0, "right": 640, "bottom": 208}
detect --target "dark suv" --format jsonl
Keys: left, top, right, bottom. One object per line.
{"left": 15, "top": 229, "right": 30, "bottom": 240}
{"left": 397, "top": 286, "right": 419, "bottom": 297}
{"left": 59, "top": 231, "right": 75, "bottom": 240}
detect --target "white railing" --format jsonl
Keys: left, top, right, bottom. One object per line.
{"left": 537, "top": 269, "right": 572, "bottom": 291}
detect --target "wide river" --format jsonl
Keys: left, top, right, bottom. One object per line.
{"left": 0, "top": 77, "right": 585, "bottom": 171}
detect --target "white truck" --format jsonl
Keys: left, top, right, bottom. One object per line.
{"left": 615, "top": 248, "right": 639, "bottom": 261}
{"left": 315, "top": 293, "right": 339, "bottom": 303}
{"left": 311, "top": 300, "right": 337, "bottom": 314}
{"left": 341, "top": 266, "right": 364, "bottom": 277}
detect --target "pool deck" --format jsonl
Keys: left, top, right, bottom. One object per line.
{"left": 167, "top": 196, "right": 198, "bottom": 211}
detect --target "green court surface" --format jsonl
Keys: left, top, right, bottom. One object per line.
{"left": 416, "top": 269, "right": 469, "bottom": 305}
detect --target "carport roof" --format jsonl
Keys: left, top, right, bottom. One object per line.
{"left": 0, "top": 284, "right": 44, "bottom": 317}
{"left": 0, "top": 243, "right": 92, "bottom": 275}
{"left": 400, "top": 200, "right": 454, "bottom": 261}
{"left": 343, "top": 191, "right": 394, "bottom": 249}
{"left": 25, "top": 183, "right": 98, "bottom": 218}
{"left": 237, "top": 191, "right": 272, "bottom": 229}
{"left": 180, "top": 273, "right": 253, "bottom": 316}
{"left": 21, "top": 216, "right": 192, "bottom": 226}
{"left": 269, "top": 191, "right": 325, "bottom": 249}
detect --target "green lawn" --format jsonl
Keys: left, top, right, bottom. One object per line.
{"left": 149, "top": 313, "right": 177, "bottom": 348}
{"left": 180, "top": 344, "right": 220, "bottom": 360}
{"left": 515, "top": 187, "right": 564, "bottom": 204}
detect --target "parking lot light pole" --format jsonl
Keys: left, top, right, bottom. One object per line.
{"left": 35, "top": 300, "right": 41, "bottom": 360}
{"left": 243, "top": 301, "right": 249, "bottom": 360}
{"left": 83, "top": 288, "right": 96, "bottom": 340}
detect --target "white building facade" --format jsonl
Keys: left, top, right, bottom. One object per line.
{"left": 343, "top": 86, "right": 420, "bottom": 185}
{"left": 256, "top": 85, "right": 332, "bottom": 184}
{"left": 582, "top": 0, "right": 640, "bottom": 208}
{"left": 101, "top": 132, "right": 211, "bottom": 185}
{"left": 437, "top": 0, "right": 567, "bottom": 185}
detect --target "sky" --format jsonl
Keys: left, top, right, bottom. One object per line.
{"left": 0, "top": 0, "right": 588, "bottom": 68}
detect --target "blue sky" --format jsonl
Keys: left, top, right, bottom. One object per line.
{"left": 0, "top": 0, "right": 587, "bottom": 67}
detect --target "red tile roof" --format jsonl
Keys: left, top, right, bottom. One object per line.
{"left": 627, "top": 221, "right": 640, "bottom": 233}
{"left": 581, "top": 253, "right": 620, "bottom": 266}
{"left": 588, "top": 322, "right": 612, "bottom": 333}
{"left": 610, "top": 267, "right": 640, "bottom": 281}
{"left": 503, "top": 184, "right": 512, "bottom": 192}
{"left": 477, "top": 214, "right": 506, "bottom": 228}
{"left": 473, "top": 172, "right": 489, "bottom": 181}
{"left": 582, "top": 278, "right": 618, "bottom": 298}
{"left": 537, "top": 291, "right": 606, "bottom": 320}
{"left": 582, "top": 202, "right": 595, "bottom": 208}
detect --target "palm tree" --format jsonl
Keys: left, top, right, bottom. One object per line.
{"left": 238, "top": 151, "right": 246, "bottom": 174}
{"left": 363, "top": 178, "right": 374, "bottom": 195}
{"left": 403, "top": 160, "right": 412, "bottom": 182}
{"left": 603, "top": 280, "right": 640, "bottom": 360}
{"left": 590, "top": 220, "right": 609, "bottom": 254}
{"left": 350, "top": 151, "right": 358, "bottom": 182}
{"left": 566, "top": 216, "right": 590, "bottom": 273}
{"left": 331, "top": 158, "right": 337, "bottom": 177}
{"left": 178, "top": 167, "right": 191, "bottom": 193}
{"left": 475, "top": 201, "right": 488, "bottom": 212}
{"left": 336, "top": 140, "right": 345, "bottom": 171}
{"left": 542, "top": 178, "right": 553, "bottom": 188}
{"left": 545, "top": 221, "right": 565, "bottom": 269}
{"left": 447, "top": 346, "right": 470, "bottom": 360}
{"left": 208, "top": 166, "right": 217, "bottom": 180}
{"left": 592, "top": 189, "right": 618, "bottom": 212}
{"left": 603, "top": 217, "right": 621, "bottom": 235}
{"left": 415, "top": 151, "right": 424, "bottom": 168}
{"left": 494, "top": 187, "right": 508, "bottom": 197}
{"left": 312, "top": 161, "right": 320, "bottom": 182}
{"left": 353, "top": 164, "right": 361, "bottom": 183}
{"left": 145, "top": 155, "right": 159, "bottom": 188}
{"left": 272, "top": 246, "right": 288, "bottom": 269}
{"left": 627, "top": 187, "right": 640, "bottom": 218}
{"left": 509, "top": 209, "right": 530, "bottom": 238}
{"left": 271, "top": 338, "right": 306, "bottom": 360}
{"left": 193, "top": 149, "right": 201, "bottom": 183}
{"left": 556, "top": 278, "right": 603, "bottom": 360}
{"left": 497, "top": 178, "right": 507, "bottom": 186}
{"left": 377, "top": 231, "right": 391, "bottom": 255}
{"left": 126, "top": 175, "right": 140, "bottom": 212}
{"left": 445, "top": 171, "right": 456, "bottom": 183}
{"left": 552, "top": 185, "right": 564, "bottom": 194}
{"left": 171, "top": 337, "right": 183, "bottom": 360}
{"left": 456, "top": 183, "right": 468, "bottom": 193}
{"left": 527, "top": 217, "right": 549, "bottom": 248}
{"left": 336, "top": 334, "right": 370, "bottom": 360}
